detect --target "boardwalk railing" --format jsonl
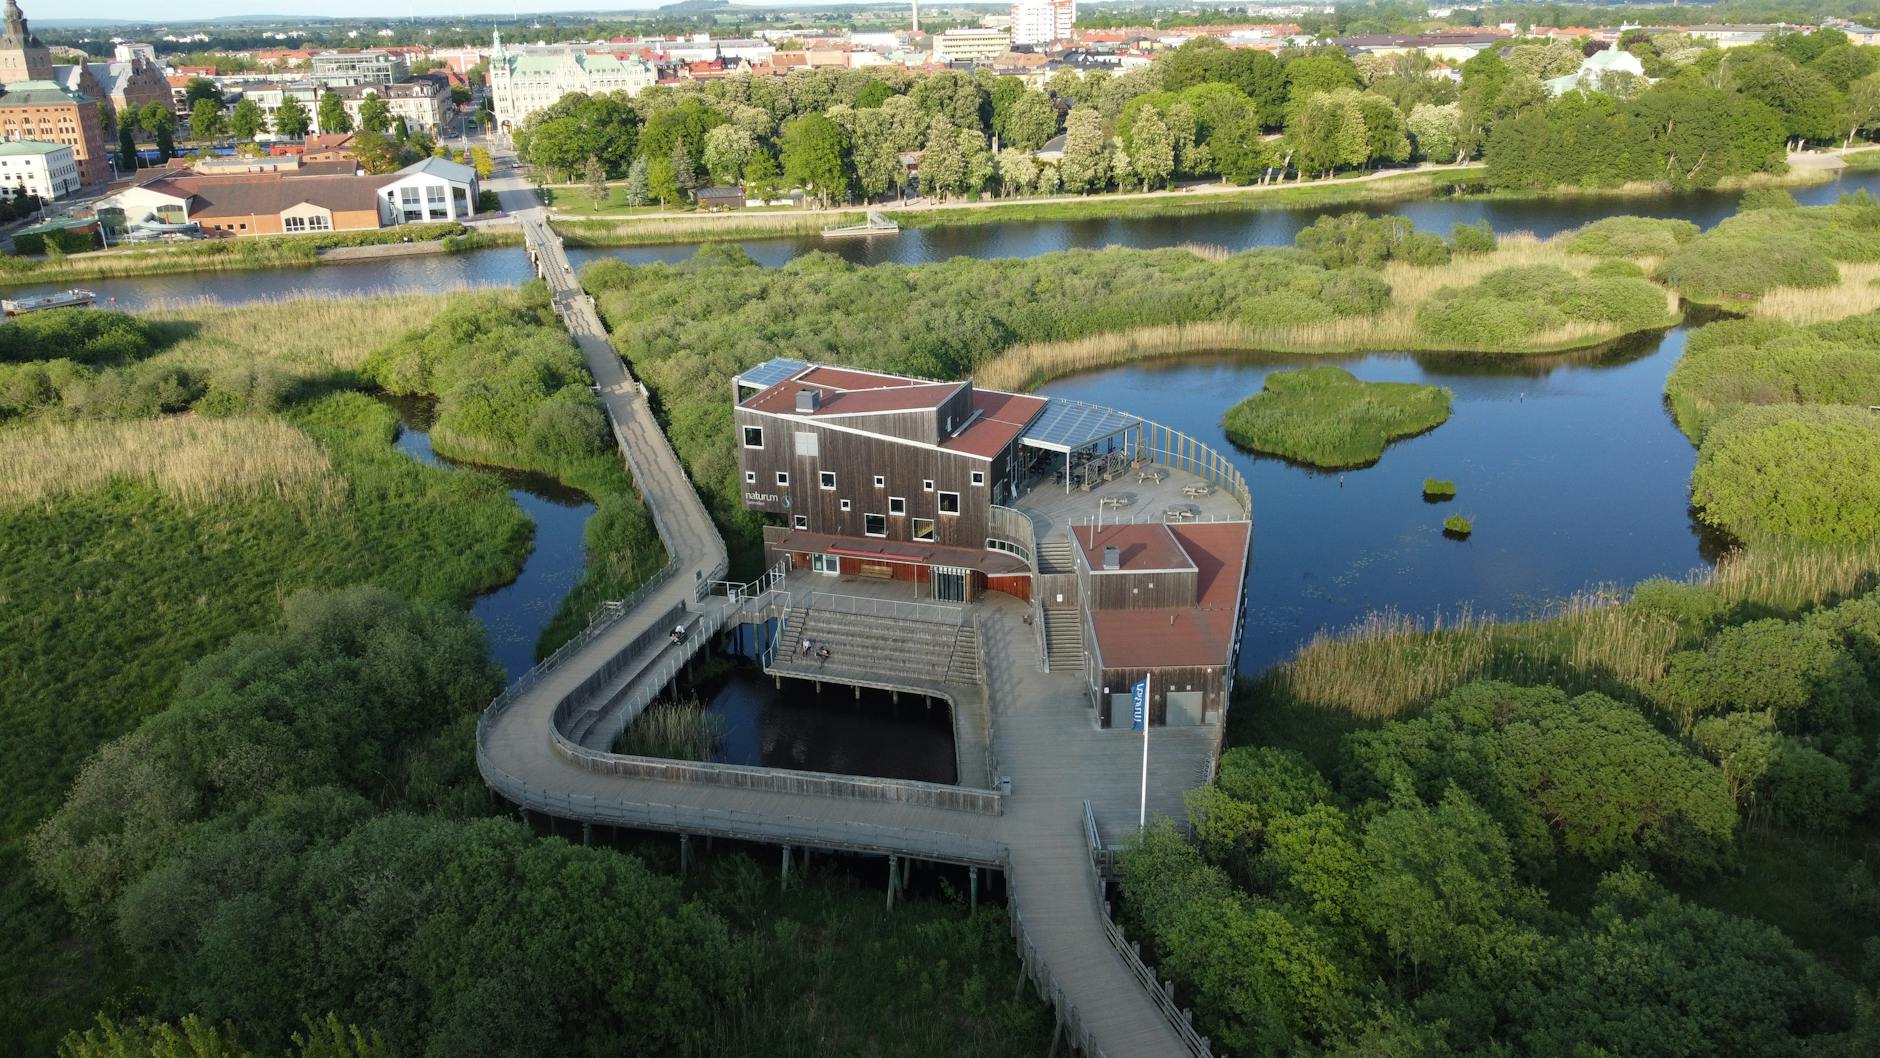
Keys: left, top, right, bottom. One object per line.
{"left": 1084, "top": 802, "right": 1216, "bottom": 1058}
{"left": 549, "top": 740, "right": 1004, "bottom": 814}
{"left": 493, "top": 774, "right": 1004, "bottom": 865}
{"left": 802, "top": 589, "right": 964, "bottom": 625}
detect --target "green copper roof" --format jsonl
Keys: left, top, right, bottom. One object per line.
{"left": 0, "top": 78, "right": 92, "bottom": 106}
{"left": 0, "top": 138, "right": 65, "bottom": 155}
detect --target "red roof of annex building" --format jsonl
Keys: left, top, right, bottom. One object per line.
{"left": 1076, "top": 522, "right": 1251, "bottom": 670}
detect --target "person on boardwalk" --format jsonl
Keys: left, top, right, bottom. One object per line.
{"left": 801, "top": 637, "right": 812, "bottom": 656}
{"left": 816, "top": 645, "right": 831, "bottom": 663}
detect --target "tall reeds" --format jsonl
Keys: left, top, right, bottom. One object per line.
{"left": 1275, "top": 542, "right": 1880, "bottom": 719}
{"left": 0, "top": 416, "right": 340, "bottom": 509}
{"left": 147, "top": 293, "right": 456, "bottom": 379}
{"left": 1751, "top": 262, "right": 1880, "bottom": 324}
{"left": 617, "top": 695, "right": 727, "bottom": 761}
{"left": 553, "top": 212, "right": 853, "bottom": 247}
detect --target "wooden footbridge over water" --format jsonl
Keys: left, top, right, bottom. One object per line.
{"left": 482, "top": 195, "right": 1225, "bottom": 1057}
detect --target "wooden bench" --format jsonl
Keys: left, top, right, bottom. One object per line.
{"left": 856, "top": 563, "right": 896, "bottom": 580}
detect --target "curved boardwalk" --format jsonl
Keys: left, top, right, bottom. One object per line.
{"left": 477, "top": 172, "right": 1204, "bottom": 1058}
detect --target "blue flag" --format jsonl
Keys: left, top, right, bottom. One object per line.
{"left": 1130, "top": 677, "right": 1148, "bottom": 732}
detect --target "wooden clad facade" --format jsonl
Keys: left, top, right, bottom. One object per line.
{"left": 735, "top": 377, "right": 1036, "bottom": 554}
{"left": 1084, "top": 568, "right": 1200, "bottom": 611}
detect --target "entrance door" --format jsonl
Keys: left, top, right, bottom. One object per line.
{"left": 1166, "top": 691, "right": 1206, "bottom": 726}
{"left": 932, "top": 566, "right": 967, "bottom": 603}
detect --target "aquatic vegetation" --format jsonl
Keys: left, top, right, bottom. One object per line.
{"left": 1423, "top": 477, "right": 1457, "bottom": 499}
{"left": 1220, "top": 367, "right": 1452, "bottom": 468}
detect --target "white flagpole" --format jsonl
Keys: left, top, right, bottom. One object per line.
{"left": 1139, "top": 672, "right": 1150, "bottom": 828}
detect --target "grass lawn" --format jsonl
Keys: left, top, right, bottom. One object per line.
{"left": 1221, "top": 365, "right": 1451, "bottom": 469}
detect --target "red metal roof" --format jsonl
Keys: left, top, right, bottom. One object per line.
{"left": 769, "top": 528, "right": 1028, "bottom": 575}
{"left": 941, "top": 390, "right": 1047, "bottom": 458}
{"left": 744, "top": 378, "right": 962, "bottom": 417}
{"left": 795, "top": 365, "right": 923, "bottom": 390}
{"left": 1073, "top": 523, "right": 1194, "bottom": 572}
{"left": 1087, "top": 522, "right": 1250, "bottom": 670}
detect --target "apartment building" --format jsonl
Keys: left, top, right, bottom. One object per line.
{"left": 1012, "top": 0, "right": 1076, "bottom": 46}
{"left": 0, "top": 137, "right": 75, "bottom": 198}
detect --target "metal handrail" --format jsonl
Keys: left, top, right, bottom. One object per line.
{"left": 802, "top": 589, "right": 964, "bottom": 625}
{"left": 1082, "top": 801, "right": 1215, "bottom": 1058}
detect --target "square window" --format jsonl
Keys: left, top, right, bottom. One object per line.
{"left": 744, "top": 471, "right": 756, "bottom": 484}
{"left": 840, "top": 499, "right": 851, "bottom": 511}
{"left": 873, "top": 475, "right": 885, "bottom": 488}
{"left": 912, "top": 518, "right": 935, "bottom": 542}
{"left": 742, "top": 425, "right": 763, "bottom": 448}
{"left": 864, "top": 513, "right": 886, "bottom": 537}
{"left": 776, "top": 471, "right": 790, "bottom": 486}
{"left": 971, "top": 471, "right": 985, "bottom": 486}
{"left": 922, "top": 479, "right": 934, "bottom": 492}
{"left": 939, "top": 491, "right": 961, "bottom": 515}
{"left": 819, "top": 471, "right": 836, "bottom": 490}
{"left": 889, "top": 496, "right": 906, "bottom": 516}
{"left": 793, "top": 514, "right": 808, "bottom": 529}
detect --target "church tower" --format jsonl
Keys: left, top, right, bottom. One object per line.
{"left": 0, "top": 0, "right": 53, "bottom": 84}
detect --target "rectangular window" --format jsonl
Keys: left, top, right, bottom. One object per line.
{"left": 819, "top": 471, "right": 836, "bottom": 490}
{"left": 922, "top": 479, "right": 934, "bottom": 492}
{"left": 864, "top": 513, "right": 886, "bottom": 537}
{"left": 742, "top": 425, "right": 763, "bottom": 448}
{"left": 912, "top": 518, "right": 935, "bottom": 541}
{"left": 793, "top": 514, "right": 808, "bottom": 529}
{"left": 939, "top": 491, "right": 961, "bottom": 515}
{"left": 744, "top": 470, "right": 756, "bottom": 484}
{"left": 889, "top": 496, "right": 906, "bottom": 516}
{"left": 776, "top": 471, "right": 790, "bottom": 486}
{"left": 873, "top": 475, "right": 885, "bottom": 488}
{"left": 972, "top": 471, "right": 985, "bottom": 486}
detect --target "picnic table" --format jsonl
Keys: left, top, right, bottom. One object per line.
{"left": 1101, "top": 495, "right": 1131, "bottom": 510}
{"left": 1182, "top": 483, "right": 1213, "bottom": 498}
{"left": 1164, "top": 504, "right": 1198, "bottom": 521}
{"left": 1137, "top": 468, "right": 1165, "bottom": 484}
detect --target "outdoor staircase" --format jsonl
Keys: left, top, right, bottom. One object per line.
{"left": 1044, "top": 607, "right": 1084, "bottom": 672}
{"left": 1038, "top": 535, "right": 1077, "bottom": 575}
{"left": 768, "top": 607, "right": 982, "bottom": 689}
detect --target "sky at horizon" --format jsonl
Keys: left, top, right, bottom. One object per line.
{"left": 49, "top": 0, "right": 945, "bottom": 25}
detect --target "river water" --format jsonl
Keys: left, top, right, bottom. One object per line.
{"left": 24, "top": 169, "right": 1880, "bottom": 311}
{"left": 381, "top": 395, "right": 595, "bottom": 682}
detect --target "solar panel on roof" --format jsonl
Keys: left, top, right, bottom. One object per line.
{"left": 1021, "top": 398, "right": 1140, "bottom": 453}
{"left": 736, "top": 358, "right": 809, "bottom": 389}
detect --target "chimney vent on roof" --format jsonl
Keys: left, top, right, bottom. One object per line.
{"left": 1102, "top": 546, "right": 1120, "bottom": 570}
{"left": 796, "top": 388, "right": 821, "bottom": 413}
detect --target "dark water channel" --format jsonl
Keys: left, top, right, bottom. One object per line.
{"left": 380, "top": 395, "right": 594, "bottom": 682}
{"left": 698, "top": 643, "right": 957, "bottom": 784}
{"left": 26, "top": 169, "right": 1880, "bottom": 311}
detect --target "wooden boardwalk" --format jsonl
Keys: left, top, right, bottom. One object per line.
{"left": 474, "top": 181, "right": 1212, "bottom": 1057}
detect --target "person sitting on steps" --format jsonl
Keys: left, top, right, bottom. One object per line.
{"left": 816, "top": 646, "right": 831, "bottom": 663}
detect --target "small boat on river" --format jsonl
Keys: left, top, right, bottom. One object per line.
{"left": 2, "top": 289, "right": 95, "bottom": 316}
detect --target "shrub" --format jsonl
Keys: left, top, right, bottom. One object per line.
{"left": 1449, "top": 220, "right": 1496, "bottom": 255}
{"left": 1690, "top": 405, "right": 1880, "bottom": 546}
{"left": 1295, "top": 212, "right": 1451, "bottom": 270}
{"left": 1658, "top": 197, "right": 1880, "bottom": 302}
{"left": 1443, "top": 514, "right": 1473, "bottom": 536}
{"left": 1740, "top": 187, "right": 1799, "bottom": 211}
{"left": 1422, "top": 477, "right": 1456, "bottom": 499}
{"left": 1220, "top": 366, "right": 1452, "bottom": 469}
{"left": 0, "top": 309, "right": 162, "bottom": 367}
{"left": 1665, "top": 311, "right": 1880, "bottom": 442}
{"left": 1650, "top": 618, "right": 1868, "bottom": 735}
{"left": 1628, "top": 577, "right": 1728, "bottom": 639}
{"left": 1588, "top": 258, "right": 1646, "bottom": 279}
{"left": 1416, "top": 265, "right": 1672, "bottom": 348}
{"left": 1562, "top": 216, "right": 1701, "bottom": 258}
{"left": 1763, "top": 739, "right": 1860, "bottom": 831}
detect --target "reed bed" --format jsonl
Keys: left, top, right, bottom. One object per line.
{"left": 978, "top": 236, "right": 1678, "bottom": 391}
{"left": 1276, "top": 541, "right": 1880, "bottom": 719}
{"left": 1751, "top": 262, "right": 1880, "bottom": 324}
{"left": 1177, "top": 242, "right": 1232, "bottom": 262}
{"left": 0, "top": 416, "right": 340, "bottom": 509}
{"left": 146, "top": 293, "right": 461, "bottom": 379}
{"left": 616, "top": 696, "right": 727, "bottom": 761}
{"left": 1279, "top": 592, "right": 1684, "bottom": 719}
